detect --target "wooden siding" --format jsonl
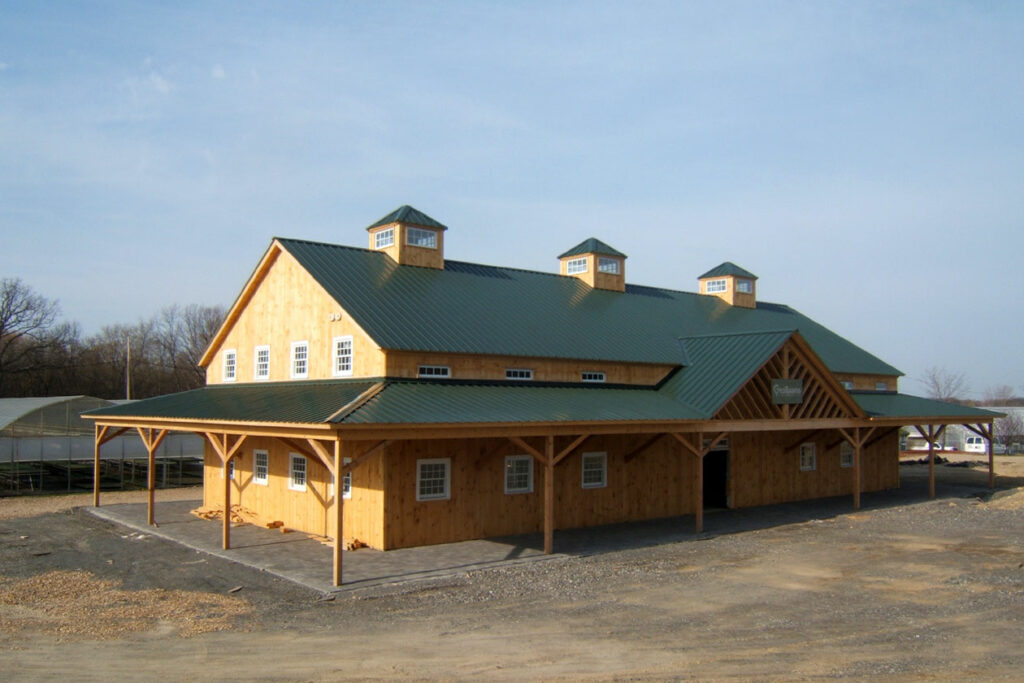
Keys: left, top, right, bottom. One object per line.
{"left": 381, "top": 434, "right": 697, "bottom": 550}
{"left": 367, "top": 224, "right": 444, "bottom": 270}
{"left": 205, "top": 248, "right": 386, "bottom": 384}
{"left": 834, "top": 373, "right": 901, "bottom": 391}
{"left": 201, "top": 437, "right": 385, "bottom": 548}
{"left": 385, "top": 351, "right": 672, "bottom": 385}
{"left": 729, "top": 429, "right": 899, "bottom": 508}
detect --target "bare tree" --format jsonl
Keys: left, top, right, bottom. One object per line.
{"left": 0, "top": 278, "right": 70, "bottom": 395}
{"left": 922, "top": 366, "right": 969, "bottom": 403}
{"left": 155, "top": 303, "right": 226, "bottom": 391}
{"left": 982, "top": 385, "right": 1015, "bottom": 405}
{"left": 994, "top": 411, "right": 1023, "bottom": 453}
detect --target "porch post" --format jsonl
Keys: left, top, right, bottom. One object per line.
{"left": 147, "top": 430, "right": 157, "bottom": 525}
{"left": 986, "top": 422, "right": 995, "bottom": 489}
{"left": 544, "top": 435, "right": 555, "bottom": 555}
{"left": 223, "top": 447, "right": 231, "bottom": 550}
{"left": 927, "top": 425, "right": 936, "bottom": 500}
{"left": 852, "top": 427, "right": 861, "bottom": 510}
{"left": 333, "top": 437, "right": 343, "bottom": 587}
{"left": 93, "top": 424, "right": 103, "bottom": 507}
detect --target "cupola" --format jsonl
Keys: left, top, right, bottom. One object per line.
{"left": 698, "top": 262, "right": 758, "bottom": 308}
{"left": 558, "top": 238, "right": 627, "bottom": 292}
{"left": 366, "top": 205, "right": 447, "bottom": 270}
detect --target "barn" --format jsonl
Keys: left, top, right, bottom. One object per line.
{"left": 84, "top": 206, "right": 1000, "bottom": 585}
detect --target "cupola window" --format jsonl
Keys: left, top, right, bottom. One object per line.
{"left": 598, "top": 257, "right": 620, "bottom": 274}
{"left": 374, "top": 227, "right": 395, "bottom": 249}
{"left": 705, "top": 279, "right": 728, "bottom": 294}
{"left": 566, "top": 257, "right": 588, "bottom": 274}
{"left": 736, "top": 279, "right": 753, "bottom": 293}
{"left": 406, "top": 227, "right": 437, "bottom": 249}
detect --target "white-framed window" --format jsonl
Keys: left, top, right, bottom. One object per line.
{"left": 840, "top": 442, "right": 854, "bottom": 469}
{"left": 799, "top": 443, "right": 817, "bottom": 472}
{"left": 289, "top": 454, "right": 307, "bottom": 492}
{"left": 291, "top": 341, "right": 309, "bottom": 379}
{"left": 875, "top": 381, "right": 888, "bottom": 391}
{"left": 406, "top": 227, "right": 437, "bottom": 248}
{"left": 329, "top": 457, "right": 353, "bottom": 500}
{"left": 333, "top": 336, "right": 353, "bottom": 377}
{"left": 705, "top": 279, "right": 728, "bottom": 293}
{"left": 253, "top": 449, "right": 269, "bottom": 485}
{"left": 223, "top": 349, "right": 236, "bottom": 382}
{"left": 581, "top": 371, "right": 606, "bottom": 383}
{"left": 581, "top": 452, "right": 607, "bottom": 489}
{"left": 566, "top": 257, "right": 588, "bottom": 274}
{"left": 416, "top": 458, "right": 450, "bottom": 501}
{"left": 736, "top": 279, "right": 753, "bottom": 294}
{"left": 597, "top": 257, "right": 620, "bottom": 274}
{"left": 840, "top": 380, "right": 854, "bottom": 390}
{"left": 418, "top": 365, "right": 451, "bottom": 379}
{"left": 254, "top": 345, "right": 270, "bottom": 380}
{"left": 504, "top": 455, "right": 534, "bottom": 494}
{"left": 374, "top": 227, "right": 395, "bottom": 249}
{"left": 505, "top": 368, "right": 533, "bottom": 381}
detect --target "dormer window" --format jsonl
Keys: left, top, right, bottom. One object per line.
{"left": 566, "top": 257, "right": 588, "bottom": 274}
{"left": 736, "top": 279, "right": 753, "bottom": 294}
{"left": 705, "top": 279, "right": 728, "bottom": 294}
{"left": 406, "top": 227, "right": 437, "bottom": 249}
{"left": 598, "top": 257, "right": 620, "bottom": 274}
{"left": 374, "top": 227, "right": 395, "bottom": 250}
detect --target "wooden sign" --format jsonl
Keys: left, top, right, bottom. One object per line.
{"left": 771, "top": 379, "right": 803, "bottom": 404}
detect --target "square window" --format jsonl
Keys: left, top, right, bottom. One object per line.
{"left": 254, "top": 345, "right": 270, "bottom": 380}
{"left": 840, "top": 442, "right": 854, "bottom": 469}
{"left": 289, "top": 454, "right": 307, "bottom": 491}
{"left": 416, "top": 458, "right": 450, "bottom": 501}
{"left": 566, "top": 257, "right": 588, "bottom": 274}
{"left": 333, "top": 336, "right": 353, "bottom": 377}
{"left": 417, "top": 365, "right": 451, "bottom": 378}
{"left": 291, "top": 341, "right": 308, "bottom": 379}
{"left": 505, "top": 368, "right": 533, "bottom": 381}
{"left": 581, "top": 371, "right": 605, "bottom": 383}
{"left": 799, "top": 443, "right": 817, "bottom": 472}
{"left": 875, "top": 381, "right": 888, "bottom": 391}
{"left": 406, "top": 227, "right": 437, "bottom": 248}
{"left": 253, "top": 450, "right": 268, "bottom": 485}
{"left": 598, "top": 257, "right": 620, "bottom": 274}
{"left": 223, "top": 350, "right": 236, "bottom": 382}
{"left": 504, "top": 455, "right": 534, "bottom": 494}
{"left": 705, "top": 279, "right": 727, "bottom": 293}
{"left": 581, "top": 452, "right": 607, "bottom": 489}
{"left": 330, "top": 457, "right": 353, "bottom": 499}
{"left": 374, "top": 227, "right": 395, "bottom": 249}
{"left": 736, "top": 279, "right": 753, "bottom": 293}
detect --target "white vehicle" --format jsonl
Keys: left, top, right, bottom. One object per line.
{"left": 964, "top": 436, "right": 987, "bottom": 454}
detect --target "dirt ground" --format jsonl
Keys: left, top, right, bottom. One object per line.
{"left": 1, "top": 456, "right": 1023, "bottom": 680}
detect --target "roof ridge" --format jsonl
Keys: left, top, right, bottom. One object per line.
{"left": 679, "top": 329, "right": 796, "bottom": 341}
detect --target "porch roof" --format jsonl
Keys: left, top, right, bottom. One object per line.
{"left": 852, "top": 392, "right": 1003, "bottom": 421}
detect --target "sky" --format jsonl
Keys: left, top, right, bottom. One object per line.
{"left": 1, "top": 1, "right": 1022, "bottom": 398}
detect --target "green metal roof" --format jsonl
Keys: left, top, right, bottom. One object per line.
{"left": 277, "top": 238, "right": 901, "bottom": 376}
{"left": 84, "top": 380, "right": 379, "bottom": 424}
{"left": 365, "top": 205, "right": 447, "bottom": 231}
{"left": 699, "top": 262, "right": 758, "bottom": 280}
{"left": 852, "top": 392, "right": 1002, "bottom": 421}
{"left": 558, "top": 238, "right": 627, "bottom": 259}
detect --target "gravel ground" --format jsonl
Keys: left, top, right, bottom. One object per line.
{"left": 1, "top": 460, "right": 1023, "bottom": 680}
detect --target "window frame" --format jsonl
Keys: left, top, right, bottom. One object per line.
{"left": 581, "top": 371, "right": 606, "bottom": 383}
{"left": 566, "top": 257, "right": 588, "bottom": 274}
{"left": 254, "top": 345, "right": 270, "bottom": 381}
{"left": 840, "top": 442, "right": 854, "bottom": 469}
{"left": 875, "top": 381, "right": 888, "bottom": 391}
{"left": 597, "top": 257, "right": 620, "bottom": 274}
{"left": 290, "top": 341, "right": 309, "bottom": 379}
{"left": 505, "top": 368, "right": 533, "bottom": 381}
{"left": 416, "top": 458, "right": 451, "bottom": 501}
{"left": 332, "top": 335, "right": 354, "bottom": 377}
{"left": 504, "top": 454, "right": 534, "bottom": 494}
{"left": 253, "top": 449, "right": 269, "bottom": 485}
{"left": 374, "top": 227, "right": 395, "bottom": 249}
{"left": 705, "top": 279, "right": 728, "bottom": 293}
{"left": 799, "top": 443, "right": 817, "bottom": 472}
{"left": 840, "top": 380, "right": 854, "bottom": 390}
{"left": 222, "top": 349, "right": 236, "bottom": 382}
{"left": 581, "top": 452, "right": 608, "bottom": 489}
{"left": 405, "top": 227, "right": 437, "bottom": 249}
{"left": 329, "top": 457, "right": 353, "bottom": 500}
{"left": 289, "top": 453, "right": 307, "bottom": 492}
{"left": 417, "top": 365, "right": 451, "bottom": 379}
{"left": 736, "top": 279, "right": 753, "bottom": 294}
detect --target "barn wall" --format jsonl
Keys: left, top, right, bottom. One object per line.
{"left": 381, "top": 434, "right": 698, "bottom": 550}
{"left": 729, "top": 429, "right": 899, "bottom": 508}
{"left": 201, "top": 438, "right": 385, "bottom": 548}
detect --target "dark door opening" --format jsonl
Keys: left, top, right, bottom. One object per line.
{"left": 703, "top": 449, "right": 729, "bottom": 509}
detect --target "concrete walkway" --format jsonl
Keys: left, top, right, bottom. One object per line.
{"left": 87, "top": 473, "right": 990, "bottom": 594}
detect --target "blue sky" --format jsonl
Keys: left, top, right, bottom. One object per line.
{"left": 1, "top": 1, "right": 1022, "bottom": 397}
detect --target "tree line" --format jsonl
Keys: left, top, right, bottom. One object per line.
{"left": 0, "top": 277, "right": 225, "bottom": 399}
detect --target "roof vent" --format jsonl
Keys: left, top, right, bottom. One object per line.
{"left": 366, "top": 205, "right": 447, "bottom": 270}
{"left": 558, "top": 238, "right": 627, "bottom": 292}
{"left": 698, "top": 262, "right": 757, "bottom": 308}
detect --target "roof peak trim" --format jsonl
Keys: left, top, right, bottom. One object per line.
{"left": 366, "top": 205, "right": 447, "bottom": 231}
{"left": 558, "top": 237, "right": 627, "bottom": 259}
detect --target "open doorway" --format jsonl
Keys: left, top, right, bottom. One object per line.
{"left": 703, "top": 439, "right": 729, "bottom": 509}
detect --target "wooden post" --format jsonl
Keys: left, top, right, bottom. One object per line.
{"left": 694, "top": 443, "right": 704, "bottom": 534}
{"left": 985, "top": 422, "right": 995, "bottom": 489}
{"left": 93, "top": 424, "right": 104, "bottom": 507}
{"left": 544, "top": 435, "right": 555, "bottom": 555}
{"left": 333, "top": 437, "right": 343, "bottom": 587}
{"left": 223, "top": 452, "right": 231, "bottom": 550}
{"left": 853, "top": 427, "right": 861, "bottom": 510}
{"left": 927, "top": 425, "right": 936, "bottom": 500}
{"left": 147, "top": 430, "right": 156, "bottom": 525}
